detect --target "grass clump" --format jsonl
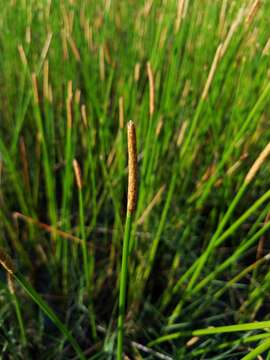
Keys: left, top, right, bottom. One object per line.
{"left": 1, "top": 0, "right": 270, "bottom": 359}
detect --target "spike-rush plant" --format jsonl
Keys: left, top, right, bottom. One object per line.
{"left": 3, "top": 0, "right": 270, "bottom": 359}
{"left": 117, "top": 121, "right": 138, "bottom": 359}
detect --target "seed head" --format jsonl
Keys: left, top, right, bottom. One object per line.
{"left": 127, "top": 121, "right": 138, "bottom": 213}
{"left": 73, "top": 159, "right": 83, "bottom": 189}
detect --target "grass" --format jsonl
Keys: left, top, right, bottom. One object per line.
{"left": 1, "top": 0, "right": 270, "bottom": 358}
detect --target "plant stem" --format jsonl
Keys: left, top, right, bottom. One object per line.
{"left": 117, "top": 212, "right": 132, "bottom": 360}
{"left": 10, "top": 287, "right": 27, "bottom": 346}
{"left": 78, "top": 187, "right": 96, "bottom": 339}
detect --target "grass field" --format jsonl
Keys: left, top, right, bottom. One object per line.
{"left": 1, "top": 0, "right": 270, "bottom": 358}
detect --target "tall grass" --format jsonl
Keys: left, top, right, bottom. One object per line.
{"left": 1, "top": 0, "right": 270, "bottom": 358}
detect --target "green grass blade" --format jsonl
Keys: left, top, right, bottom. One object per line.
{"left": 14, "top": 273, "right": 86, "bottom": 360}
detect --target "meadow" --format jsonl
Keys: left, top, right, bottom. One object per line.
{"left": 1, "top": 0, "right": 270, "bottom": 358}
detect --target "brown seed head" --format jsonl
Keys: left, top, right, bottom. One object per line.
{"left": 73, "top": 159, "right": 83, "bottom": 189}
{"left": 127, "top": 121, "right": 138, "bottom": 213}
{"left": 81, "top": 104, "right": 88, "bottom": 128}
{"left": 31, "top": 73, "right": 39, "bottom": 104}
{"left": 147, "top": 61, "right": 155, "bottom": 117}
{"left": 246, "top": 0, "right": 261, "bottom": 25}
{"left": 66, "top": 98, "right": 72, "bottom": 128}
{"left": 43, "top": 60, "right": 49, "bottom": 99}
{"left": 18, "top": 45, "right": 28, "bottom": 66}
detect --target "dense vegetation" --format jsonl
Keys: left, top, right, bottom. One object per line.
{"left": 1, "top": 0, "right": 270, "bottom": 358}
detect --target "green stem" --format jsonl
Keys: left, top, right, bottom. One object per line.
{"left": 117, "top": 212, "right": 132, "bottom": 360}
{"left": 78, "top": 188, "right": 96, "bottom": 339}
{"left": 10, "top": 291, "right": 27, "bottom": 346}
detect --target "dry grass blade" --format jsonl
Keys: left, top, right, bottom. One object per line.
{"left": 220, "top": 7, "right": 245, "bottom": 58}
{"left": 134, "top": 62, "right": 141, "bottom": 82}
{"left": 31, "top": 73, "right": 39, "bottom": 104}
{"left": 137, "top": 185, "right": 165, "bottom": 225}
{"left": 17, "top": 44, "right": 28, "bottom": 66}
{"left": 245, "top": 142, "right": 270, "bottom": 184}
{"left": 0, "top": 247, "right": 15, "bottom": 275}
{"left": 262, "top": 38, "right": 270, "bottom": 56}
{"left": 119, "top": 96, "right": 124, "bottom": 129}
{"left": 43, "top": 60, "right": 49, "bottom": 99}
{"left": 73, "top": 159, "right": 82, "bottom": 189}
{"left": 201, "top": 44, "right": 223, "bottom": 100}
{"left": 245, "top": 0, "right": 261, "bottom": 25}
{"left": 176, "top": 121, "right": 188, "bottom": 147}
{"left": 147, "top": 62, "right": 155, "bottom": 117}
{"left": 68, "top": 35, "right": 81, "bottom": 61}
{"left": 40, "top": 32, "right": 53, "bottom": 62}
{"left": 13, "top": 212, "right": 84, "bottom": 246}
{"left": 175, "top": 0, "right": 185, "bottom": 33}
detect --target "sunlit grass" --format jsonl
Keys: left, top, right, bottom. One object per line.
{"left": 1, "top": 0, "right": 270, "bottom": 358}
